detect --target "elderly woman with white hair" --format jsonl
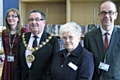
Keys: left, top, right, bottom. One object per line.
{"left": 50, "top": 22, "right": 94, "bottom": 80}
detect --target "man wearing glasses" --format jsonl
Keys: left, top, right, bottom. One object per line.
{"left": 14, "top": 10, "right": 60, "bottom": 80}
{"left": 84, "top": 0, "right": 120, "bottom": 80}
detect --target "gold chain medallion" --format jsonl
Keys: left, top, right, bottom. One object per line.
{"left": 26, "top": 54, "right": 35, "bottom": 63}
{"left": 22, "top": 33, "right": 53, "bottom": 63}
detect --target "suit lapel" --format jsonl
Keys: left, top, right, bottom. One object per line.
{"left": 95, "top": 28, "right": 105, "bottom": 61}
{"left": 25, "top": 32, "right": 31, "bottom": 44}
{"left": 107, "top": 27, "right": 119, "bottom": 61}
{"left": 21, "top": 32, "right": 31, "bottom": 69}
{"left": 39, "top": 31, "right": 48, "bottom": 44}
{"left": 39, "top": 31, "right": 50, "bottom": 44}
{"left": 30, "top": 32, "right": 49, "bottom": 68}
{"left": 94, "top": 28, "right": 106, "bottom": 75}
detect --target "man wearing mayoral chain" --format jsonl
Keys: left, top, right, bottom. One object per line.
{"left": 14, "top": 9, "right": 60, "bottom": 80}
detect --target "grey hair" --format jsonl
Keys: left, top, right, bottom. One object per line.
{"left": 59, "top": 22, "right": 82, "bottom": 38}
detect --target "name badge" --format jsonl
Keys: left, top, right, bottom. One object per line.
{"left": 7, "top": 54, "right": 14, "bottom": 62}
{"left": 68, "top": 62, "right": 78, "bottom": 71}
{"left": 98, "top": 62, "right": 110, "bottom": 71}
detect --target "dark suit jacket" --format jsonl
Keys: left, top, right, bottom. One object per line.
{"left": 14, "top": 32, "right": 60, "bottom": 80}
{"left": 84, "top": 27, "right": 120, "bottom": 80}
{"left": 51, "top": 44, "right": 94, "bottom": 80}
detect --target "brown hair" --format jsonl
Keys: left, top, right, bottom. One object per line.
{"left": 4, "top": 8, "right": 22, "bottom": 35}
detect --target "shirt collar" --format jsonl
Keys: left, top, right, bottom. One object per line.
{"left": 30, "top": 31, "right": 43, "bottom": 38}
{"left": 100, "top": 26, "right": 113, "bottom": 36}
{"left": 59, "top": 43, "right": 83, "bottom": 57}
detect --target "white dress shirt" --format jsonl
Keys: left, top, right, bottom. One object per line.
{"left": 100, "top": 26, "right": 113, "bottom": 46}
{"left": 25, "top": 32, "right": 43, "bottom": 68}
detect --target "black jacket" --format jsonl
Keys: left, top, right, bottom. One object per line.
{"left": 14, "top": 32, "right": 60, "bottom": 80}
{"left": 51, "top": 44, "right": 94, "bottom": 80}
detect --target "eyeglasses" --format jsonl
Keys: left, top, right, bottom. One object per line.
{"left": 62, "top": 36, "right": 76, "bottom": 41}
{"left": 99, "top": 11, "right": 116, "bottom": 16}
{"left": 28, "top": 18, "right": 44, "bottom": 22}
{"left": 7, "top": 15, "right": 18, "bottom": 18}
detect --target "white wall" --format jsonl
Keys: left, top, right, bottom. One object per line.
{"left": 0, "top": 0, "right": 3, "bottom": 26}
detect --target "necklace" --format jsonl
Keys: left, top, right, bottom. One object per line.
{"left": 22, "top": 33, "right": 53, "bottom": 63}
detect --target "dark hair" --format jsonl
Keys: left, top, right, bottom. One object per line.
{"left": 28, "top": 9, "right": 46, "bottom": 20}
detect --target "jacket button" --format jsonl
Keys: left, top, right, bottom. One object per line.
{"left": 61, "top": 65, "right": 63, "bottom": 67}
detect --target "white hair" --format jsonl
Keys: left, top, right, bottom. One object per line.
{"left": 59, "top": 22, "right": 82, "bottom": 38}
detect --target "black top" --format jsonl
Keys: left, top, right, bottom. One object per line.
{"left": 51, "top": 44, "right": 94, "bottom": 80}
